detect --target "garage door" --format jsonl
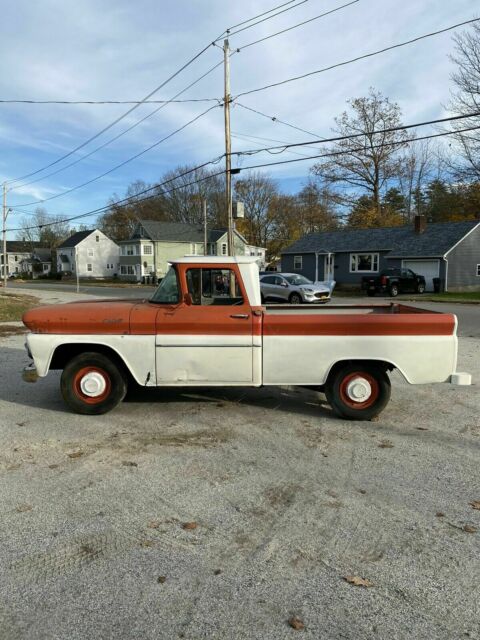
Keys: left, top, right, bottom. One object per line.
{"left": 402, "top": 259, "right": 440, "bottom": 292}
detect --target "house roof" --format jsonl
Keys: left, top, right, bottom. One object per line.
{"left": 282, "top": 220, "right": 479, "bottom": 258}
{"left": 57, "top": 230, "right": 95, "bottom": 248}
{"left": 128, "top": 221, "right": 248, "bottom": 245}
{"left": 32, "top": 248, "right": 52, "bottom": 261}
{"left": 6, "top": 241, "right": 46, "bottom": 253}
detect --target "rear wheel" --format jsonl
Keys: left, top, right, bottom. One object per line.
{"left": 367, "top": 290, "right": 376, "bottom": 297}
{"left": 289, "top": 292, "right": 302, "bottom": 304}
{"left": 325, "top": 363, "right": 391, "bottom": 420}
{"left": 61, "top": 352, "right": 127, "bottom": 415}
{"left": 389, "top": 284, "right": 399, "bottom": 297}
{"left": 416, "top": 282, "right": 425, "bottom": 294}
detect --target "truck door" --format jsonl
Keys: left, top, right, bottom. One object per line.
{"left": 155, "top": 265, "right": 254, "bottom": 384}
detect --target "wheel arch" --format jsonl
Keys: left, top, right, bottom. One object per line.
{"left": 50, "top": 342, "right": 134, "bottom": 383}
{"left": 323, "top": 358, "right": 409, "bottom": 384}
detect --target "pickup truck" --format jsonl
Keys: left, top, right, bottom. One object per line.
{"left": 22, "top": 257, "right": 470, "bottom": 420}
{"left": 362, "top": 268, "right": 426, "bottom": 297}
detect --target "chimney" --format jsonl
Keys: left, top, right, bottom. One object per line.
{"left": 414, "top": 215, "right": 427, "bottom": 234}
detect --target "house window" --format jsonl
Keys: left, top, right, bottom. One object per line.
{"left": 477, "top": 264, "right": 480, "bottom": 276}
{"left": 294, "top": 256, "right": 303, "bottom": 270}
{"left": 120, "top": 265, "right": 135, "bottom": 275}
{"left": 43, "top": 264, "right": 49, "bottom": 272}
{"left": 143, "top": 245, "right": 153, "bottom": 255}
{"left": 95, "top": 235, "right": 100, "bottom": 242}
{"left": 87, "top": 264, "right": 93, "bottom": 272}
{"left": 87, "top": 249, "right": 94, "bottom": 257}
{"left": 127, "top": 245, "right": 134, "bottom": 256}
{"left": 221, "top": 243, "right": 227, "bottom": 255}
{"left": 14, "top": 255, "right": 18, "bottom": 261}
{"left": 350, "top": 253, "right": 379, "bottom": 273}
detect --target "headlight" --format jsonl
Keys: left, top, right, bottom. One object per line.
{"left": 303, "top": 288, "right": 313, "bottom": 293}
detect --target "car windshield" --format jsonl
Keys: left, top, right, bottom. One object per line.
{"left": 284, "top": 275, "right": 312, "bottom": 286}
{"left": 150, "top": 266, "right": 180, "bottom": 304}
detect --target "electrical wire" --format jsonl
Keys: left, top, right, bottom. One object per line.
{"left": 235, "top": 17, "right": 480, "bottom": 99}
{"left": 11, "top": 104, "right": 221, "bottom": 208}
{"left": 218, "top": 0, "right": 311, "bottom": 40}
{"left": 7, "top": 161, "right": 226, "bottom": 232}
{"left": 235, "top": 102, "right": 323, "bottom": 139}
{"left": 225, "top": 0, "right": 298, "bottom": 32}
{"left": 0, "top": 98, "right": 220, "bottom": 105}
{"left": 231, "top": 132, "right": 315, "bottom": 157}
{"left": 13, "top": 60, "right": 224, "bottom": 191}
{"left": 232, "top": 110, "right": 480, "bottom": 156}
{"left": 232, "top": 123, "right": 480, "bottom": 172}
{"left": 235, "top": 0, "right": 359, "bottom": 51}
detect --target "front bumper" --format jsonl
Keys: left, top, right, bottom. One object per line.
{"left": 450, "top": 372, "right": 472, "bottom": 385}
{"left": 22, "top": 363, "right": 38, "bottom": 383}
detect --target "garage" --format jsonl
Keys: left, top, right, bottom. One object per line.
{"left": 402, "top": 259, "right": 440, "bottom": 292}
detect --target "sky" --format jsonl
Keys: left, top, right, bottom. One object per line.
{"left": 0, "top": 0, "right": 477, "bottom": 237}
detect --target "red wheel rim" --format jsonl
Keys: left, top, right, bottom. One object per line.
{"left": 72, "top": 366, "right": 111, "bottom": 405}
{"left": 339, "top": 371, "right": 379, "bottom": 410}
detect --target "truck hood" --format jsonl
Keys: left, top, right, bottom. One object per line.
{"left": 22, "top": 299, "right": 144, "bottom": 334}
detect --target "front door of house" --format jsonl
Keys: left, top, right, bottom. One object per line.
{"left": 324, "top": 254, "right": 335, "bottom": 281}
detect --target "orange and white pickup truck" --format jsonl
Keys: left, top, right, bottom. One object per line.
{"left": 22, "top": 257, "right": 471, "bottom": 419}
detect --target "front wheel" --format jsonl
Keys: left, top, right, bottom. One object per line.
{"left": 289, "top": 293, "right": 302, "bottom": 304}
{"left": 367, "top": 290, "right": 375, "bottom": 297}
{"left": 325, "top": 363, "right": 391, "bottom": 420}
{"left": 416, "top": 283, "right": 425, "bottom": 294}
{"left": 61, "top": 352, "right": 127, "bottom": 415}
{"left": 389, "top": 284, "right": 399, "bottom": 297}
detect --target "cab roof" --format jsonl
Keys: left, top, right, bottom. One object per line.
{"left": 169, "top": 256, "right": 260, "bottom": 265}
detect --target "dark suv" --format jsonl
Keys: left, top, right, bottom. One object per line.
{"left": 362, "top": 268, "right": 426, "bottom": 297}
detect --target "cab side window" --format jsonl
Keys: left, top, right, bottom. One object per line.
{"left": 186, "top": 268, "right": 244, "bottom": 306}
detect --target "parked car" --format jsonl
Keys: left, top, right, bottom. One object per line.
{"left": 22, "top": 256, "right": 470, "bottom": 420}
{"left": 260, "top": 273, "right": 333, "bottom": 304}
{"left": 361, "top": 268, "right": 426, "bottom": 297}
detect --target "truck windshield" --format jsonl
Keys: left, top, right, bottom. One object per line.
{"left": 284, "top": 275, "right": 312, "bottom": 286}
{"left": 150, "top": 266, "right": 179, "bottom": 304}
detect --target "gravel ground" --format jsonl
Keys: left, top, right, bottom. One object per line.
{"left": 0, "top": 326, "right": 479, "bottom": 639}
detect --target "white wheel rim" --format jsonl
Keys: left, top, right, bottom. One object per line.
{"left": 80, "top": 372, "right": 107, "bottom": 397}
{"left": 345, "top": 377, "right": 372, "bottom": 403}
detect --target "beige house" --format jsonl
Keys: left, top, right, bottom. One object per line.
{"left": 118, "top": 220, "right": 266, "bottom": 282}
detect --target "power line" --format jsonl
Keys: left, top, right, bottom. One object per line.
{"left": 235, "top": 0, "right": 359, "bottom": 51}
{"left": 13, "top": 60, "right": 224, "bottom": 191}
{"left": 231, "top": 132, "right": 317, "bottom": 158}
{"left": 219, "top": 0, "right": 311, "bottom": 40}
{"left": 232, "top": 123, "right": 480, "bottom": 172}
{"left": 232, "top": 110, "right": 480, "bottom": 156}
{"left": 11, "top": 104, "right": 221, "bottom": 208}
{"left": 226, "top": 0, "right": 298, "bottom": 32}
{"left": 7, "top": 160, "right": 226, "bottom": 232}
{"left": 235, "top": 102, "right": 323, "bottom": 139}
{"left": 235, "top": 17, "right": 480, "bottom": 99}
{"left": 0, "top": 98, "right": 219, "bottom": 105}
{"left": 7, "top": 43, "right": 218, "bottom": 185}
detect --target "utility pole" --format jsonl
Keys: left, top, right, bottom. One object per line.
{"left": 223, "top": 39, "right": 234, "bottom": 256}
{"left": 2, "top": 182, "right": 8, "bottom": 289}
{"left": 203, "top": 198, "right": 208, "bottom": 256}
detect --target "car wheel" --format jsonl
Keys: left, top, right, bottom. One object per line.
{"left": 325, "top": 363, "right": 391, "bottom": 421}
{"left": 61, "top": 352, "right": 127, "bottom": 415}
{"left": 289, "top": 293, "right": 302, "bottom": 304}
{"left": 416, "top": 283, "right": 425, "bottom": 294}
{"left": 367, "top": 290, "right": 375, "bottom": 297}
{"left": 389, "top": 284, "right": 399, "bottom": 297}
{"left": 261, "top": 293, "right": 266, "bottom": 304}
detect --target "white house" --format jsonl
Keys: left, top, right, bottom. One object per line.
{"left": 57, "top": 229, "right": 119, "bottom": 279}
{"left": 1, "top": 241, "right": 48, "bottom": 278}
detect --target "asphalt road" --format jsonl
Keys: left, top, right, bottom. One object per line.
{"left": 0, "top": 331, "right": 479, "bottom": 640}
{"left": 8, "top": 280, "right": 157, "bottom": 299}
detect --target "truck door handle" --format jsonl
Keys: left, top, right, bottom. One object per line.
{"left": 230, "top": 314, "right": 249, "bottom": 319}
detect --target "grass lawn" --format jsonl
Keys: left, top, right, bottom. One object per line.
{"left": 419, "top": 291, "right": 480, "bottom": 303}
{"left": 0, "top": 292, "right": 41, "bottom": 322}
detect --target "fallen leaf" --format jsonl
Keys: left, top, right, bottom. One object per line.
{"left": 344, "top": 575, "right": 374, "bottom": 587}
{"left": 122, "top": 461, "right": 138, "bottom": 467}
{"left": 6, "top": 463, "right": 21, "bottom": 471}
{"left": 469, "top": 501, "right": 480, "bottom": 511}
{"left": 463, "top": 525, "right": 477, "bottom": 534}
{"left": 288, "top": 616, "right": 305, "bottom": 631}
{"left": 378, "top": 440, "right": 394, "bottom": 449}
{"left": 357, "top": 488, "right": 367, "bottom": 495}
{"left": 15, "top": 504, "right": 32, "bottom": 513}
{"left": 157, "top": 576, "right": 166, "bottom": 584}
{"left": 140, "top": 540, "right": 155, "bottom": 547}
{"left": 147, "top": 520, "right": 160, "bottom": 529}
{"left": 416, "top": 427, "right": 429, "bottom": 431}
{"left": 16, "top": 422, "right": 26, "bottom": 427}
{"left": 214, "top": 569, "right": 222, "bottom": 575}
{"left": 435, "top": 512, "right": 445, "bottom": 518}
{"left": 67, "top": 451, "right": 84, "bottom": 459}
{"left": 182, "top": 521, "right": 197, "bottom": 530}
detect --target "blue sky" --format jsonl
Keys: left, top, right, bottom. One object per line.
{"left": 0, "top": 0, "right": 476, "bottom": 236}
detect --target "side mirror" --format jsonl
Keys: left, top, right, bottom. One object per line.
{"left": 281, "top": 282, "right": 288, "bottom": 287}
{"left": 183, "top": 292, "right": 193, "bottom": 306}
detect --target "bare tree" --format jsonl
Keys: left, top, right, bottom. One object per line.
{"left": 449, "top": 22, "right": 480, "bottom": 180}
{"left": 398, "top": 140, "right": 444, "bottom": 220}
{"left": 234, "top": 172, "right": 278, "bottom": 249}
{"left": 312, "top": 88, "right": 409, "bottom": 217}
{"left": 16, "top": 207, "right": 71, "bottom": 248}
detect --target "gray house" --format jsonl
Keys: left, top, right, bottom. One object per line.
{"left": 57, "top": 229, "right": 119, "bottom": 279}
{"left": 282, "top": 216, "right": 480, "bottom": 292}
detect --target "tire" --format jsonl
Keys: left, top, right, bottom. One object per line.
{"left": 389, "top": 284, "right": 399, "bottom": 297}
{"left": 289, "top": 292, "right": 302, "bottom": 304}
{"left": 325, "top": 363, "right": 391, "bottom": 421}
{"left": 61, "top": 352, "right": 127, "bottom": 415}
{"left": 416, "top": 283, "right": 425, "bottom": 294}
{"left": 367, "top": 290, "right": 375, "bottom": 297}
{"left": 261, "top": 293, "right": 266, "bottom": 304}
